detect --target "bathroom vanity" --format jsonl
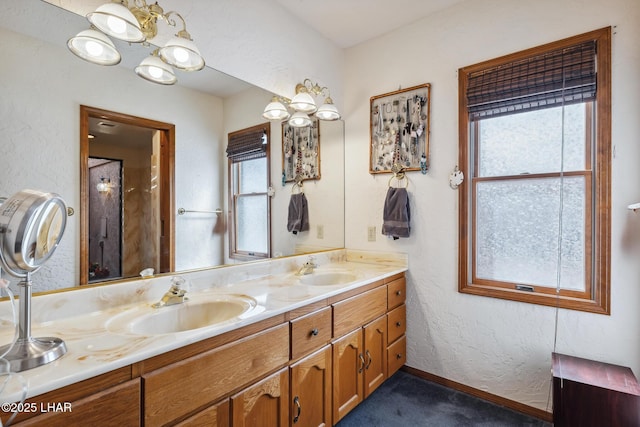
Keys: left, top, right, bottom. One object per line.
{"left": 0, "top": 250, "right": 407, "bottom": 426}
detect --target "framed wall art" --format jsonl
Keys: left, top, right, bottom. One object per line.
{"left": 282, "top": 118, "right": 321, "bottom": 183}
{"left": 369, "top": 83, "right": 431, "bottom": 174}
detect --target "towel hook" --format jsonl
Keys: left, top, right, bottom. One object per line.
{"left": 292, "top": 174, "right": 304, "bottom": 193}
{"left": 388, "top": 163, "right": 408, "bottom": 188}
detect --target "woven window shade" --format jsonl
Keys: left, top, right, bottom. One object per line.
{"left": 226, "top": 127, "right": 267, "bottom": 163}
{"left": 467, "top": 41, "right": 596, "bottom": 119}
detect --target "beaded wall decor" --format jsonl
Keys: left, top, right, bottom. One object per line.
{"left": 369, "top": 83, "right": 431, "bottom": 174}
{"left": 282, "top": 118, "right": 321, "bottom": 183}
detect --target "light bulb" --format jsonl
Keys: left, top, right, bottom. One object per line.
{"left": 106, "top": 15, "right": 127, "bottom": 35}
{"left": 148, "top": 66, "right": 163, "bottom": 78}
{"left": 173, "top": 47, "right": 189, "bottom": 64}
{"left": 85, "top": 40, "right": 104, "bottom": 57}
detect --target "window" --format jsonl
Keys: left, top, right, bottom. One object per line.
{"left": 227, "top": 123, "right": 271, "bottom": 260}
{"left": 458, "top": 28, "right": 611, "bottom": 314}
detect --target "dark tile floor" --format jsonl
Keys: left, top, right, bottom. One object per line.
{"left": 336, "top": 370, "right": 552, "bottom": 427}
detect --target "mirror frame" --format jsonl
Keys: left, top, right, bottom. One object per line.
{"left": 79, "top": 105, "right": 176, "bottom": 285}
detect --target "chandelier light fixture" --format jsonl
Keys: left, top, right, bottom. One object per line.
{"left": 67, "top": 0, "right": 205, "bottom": 85}
{"left": 263, "top": 79, "right": 341, "bottom": 127}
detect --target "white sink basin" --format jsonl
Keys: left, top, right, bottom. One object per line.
{"left": 299, "top": 272, "right": 357, "bottom": 286}
{"left": 107, "top": 295, "right": 257, "bottom": 335}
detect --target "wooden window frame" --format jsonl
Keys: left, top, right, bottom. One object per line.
{"left": 228, "top": 123, "right": 272, "bottom": 261}
{"left": 458, "top": 28, "right": 611, "bottom": 314}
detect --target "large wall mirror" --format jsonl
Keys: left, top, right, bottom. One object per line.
{"left": 0, "top": 0, "right": 345, "bottom": 293}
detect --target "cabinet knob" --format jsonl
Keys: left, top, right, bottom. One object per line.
{"left": 310, "top": 328, "right": 319, "bottom": 336}
{"left": 396, "top": 353, "right": 403, "bottom": 360}
{"left": 396, "top": 290, "right": 402, "bottom": 296}
{"left": 396, "top": 321, "right": 402, "bottom": 327}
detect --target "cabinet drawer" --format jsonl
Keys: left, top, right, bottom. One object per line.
{"left": 387, "top": 277, "right": 406, "bottom": 310}
{"left": 143, "top": 323, "right": 289, "bottom": 427}
{"left": 333, "top": 286, "right": 387, "bottom": 338}
{"left": 291, "top": 306, "right": 332, "bottom": 360}
{"left": 387, "top": 304, "right": 406, "bottom": 345}
{"left": 387, "top": 336, "right": 406, "bottom": 376}
{"left": 16, "top": 379, "right": 141, "bottom": 427}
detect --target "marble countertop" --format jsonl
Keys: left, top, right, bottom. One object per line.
{"left": 0, "top": 249, "right": 407, "bottom": 402}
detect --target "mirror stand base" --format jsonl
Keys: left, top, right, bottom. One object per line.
{"left": 0, "top": 337, "right": 67, "bottom": 372}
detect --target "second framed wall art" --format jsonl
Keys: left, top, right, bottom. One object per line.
{"left": 369, "top": 83, "right": 431, "bottom": 174}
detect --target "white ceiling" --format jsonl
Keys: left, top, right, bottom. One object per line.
{"left": 275, "top": 0, "right": 468, "bottom": 48}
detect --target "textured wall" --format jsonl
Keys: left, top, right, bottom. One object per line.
{"left": 344, "top": 0, "right": 640, "bottom": 412}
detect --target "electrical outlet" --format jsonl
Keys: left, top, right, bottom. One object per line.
{"left": 317, "top": 225, "right": 324, "bottom": 239}
{"left": 367, "top": 226, "right": 376, "bottom": 242}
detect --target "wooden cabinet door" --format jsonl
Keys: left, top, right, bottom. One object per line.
{"left": 290, "top": 345, "right": 332, "bottom": 427}
{"left": 175, "top": 399, "right": 229, "bottom": 427}
{"left": 231, "top": 368, "right": 289, "bottom": 427}
{"left": 363, "top": 315, "right": 387, "bottom": 397}
{"left": 332, "top": 328, "right": 364, "bottom": 423}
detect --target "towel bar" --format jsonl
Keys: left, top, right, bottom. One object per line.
{"left": 177, "top": 208, "right": 223, "bottom": 216}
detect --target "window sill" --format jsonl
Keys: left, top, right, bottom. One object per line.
{"left": 458, "top": 283, "right": 610, "bottom": 315}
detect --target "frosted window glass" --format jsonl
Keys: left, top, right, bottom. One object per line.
{"left": 239, "top": 158, "right": 267, "bottom": 193}
{"left": 478, "top": 104, "right": 586, "bottom": 177}
{"left": 475, "top": 177, "right": 585, "bottom": 291}
{"left": 237, "top": 194, "right": 267, "bottom": 254}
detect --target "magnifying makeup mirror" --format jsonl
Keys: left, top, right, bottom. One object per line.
{"left": 0, "top": 189, "right": 67, "bottom": 371}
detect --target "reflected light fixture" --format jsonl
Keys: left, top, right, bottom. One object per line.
{"left": 263, "top": 78, "right": 341, "bottom": 127}
{"left": 96, "top": 177, "right": 111, "bottom": 193}
{"left": 135, "top": 49, "right": 177, "bottom": 84}
{"left": 68, "top": 0, "right": 205, "bottom": 85}
{"left": 67, "top": 28, "right": 121, "bottom": 66}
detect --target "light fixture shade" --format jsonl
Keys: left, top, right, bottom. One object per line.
{"left": 263, "top": 99, "right": 290, "bottom": 120}
{"left": 135, "top": 55, "right": 177, "bottom": 85}
{"left": 87, "top": 2, "right": 145, "bottom": 42}
{"left": 67, "top": 29, "right": 121, "bottom": 66}
{"left": 289, "top": 91, "right": 317, "bottom": 113}
{"left": 288, "top": 112, "right": 312, "bottom": 128}
{"left": 159, "top": 36, "right": 205, "bottom": 71}
{"left": 315, "top": 99, "right": 341, "bottom": 120}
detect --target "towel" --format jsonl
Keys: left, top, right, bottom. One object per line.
{"left": 287, "top": 193, "right": 309, "bottom": 235}
{"left": 381, "top": 187, "right": 410, "bottom": 239}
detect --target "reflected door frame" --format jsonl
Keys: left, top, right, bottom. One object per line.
{"left": 79, "top": 105, "right": 175, "bottom": 286}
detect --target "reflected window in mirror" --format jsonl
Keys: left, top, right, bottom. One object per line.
{"left": 227, "top": 123, "right": 272, "bottom": 260}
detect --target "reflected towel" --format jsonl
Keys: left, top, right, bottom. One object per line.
{"left": 381, "top": 187, "right": 410, "bottom": 239}
{"left": 287, "top": 193, "right": 309, "bottom": 235}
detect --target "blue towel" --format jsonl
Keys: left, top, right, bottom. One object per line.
{"left": 381, "top": 187, "right": 410, "bottom": 239}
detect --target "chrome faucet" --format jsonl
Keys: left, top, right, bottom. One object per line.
{"left": 152, "top": 276, "right": 188, "bottom": 308}
{"left": 297, "top": 256, "right": 317, "bottom": 275}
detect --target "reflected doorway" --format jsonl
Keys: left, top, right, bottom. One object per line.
{"left": 80, "top": 106, "right": 175, "bottom": 285}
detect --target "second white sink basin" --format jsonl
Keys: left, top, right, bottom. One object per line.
{"left": 299, "top": 272, "right": 357, "bottom": 286}
{"left": 107, "top": 295, "right": 257, "bottom": 335}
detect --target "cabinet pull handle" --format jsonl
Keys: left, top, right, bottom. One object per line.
{"left": 358, "top": 353, "right": 366, "bottom": 373}
{"left": 396, "top": 321, "right": 402, "bottom": 327}
{"left": 396, "top": 290, "right": 402, "bottom": 296}
{"left": 396, "top": 353, "right": 403, "bottom": 360}
{"left": 310, "top": 328, "right": 319, "bottom": 336}
{"left": 365, "top": 350, "right": 372, "bottom": 370}
{"left": 293, "top": 396, "right": 301, "bottom": 423}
